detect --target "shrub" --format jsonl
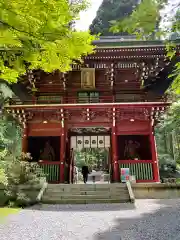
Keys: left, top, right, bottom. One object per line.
{"left": 2, "top": 152, "right": 45, "bottom": 207}
{"left": 0, "top": 168, "right": 8, "bottom": 186}
{"left": 0, "top": 150, "right": 8, "bottom": 187}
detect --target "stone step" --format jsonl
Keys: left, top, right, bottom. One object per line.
{"left": 45, "top": 189, "right": 128, "bottom": 195}
{"left": 44, "top": 191, "right": 129, "bottom": 198}
{"left": 41, "top": 198, "right": 130, "bottom": 204}
{"left": 47, "top": 186, "right": 127, "bottom": 192}
{"left": 42, "top": 183, "right": 130, "bottom": 204}
{"left": 47, "top": 184, "right": 126, "bottom": 190}
{"left": 47, "top": 184, "right": 126, "bottom": 188}
{"left": 43, "top": 193, "right": 129, "bottom": 200}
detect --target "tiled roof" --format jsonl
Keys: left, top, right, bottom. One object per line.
{"left": 93, "top": 36, "right": 180, "bottom": 48}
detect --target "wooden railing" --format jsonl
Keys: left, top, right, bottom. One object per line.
{"left": 39, "top": 161, "right": 60, "bottom": 183}
{"left": 119, "top": 160, "right": 154, "bottom": 182}
{"left": 10, "top": 95, "right": 165, "bottom": 105}
{"left": 63, "top": 96, "right": 113, "bottom": 104}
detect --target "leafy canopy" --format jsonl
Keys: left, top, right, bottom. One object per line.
{"left": 155, "top": 98, "right": 180, "bottom": 167}
{"left": 110, "top": 0, "right": 166, "bottom": 39}
{"left": 89, "top": 0, "right": 139, "bottom": 36}
{"left": 0, "top": 0, "right": 95, "bottom": 83}
{"left": 110, "top": 0, "right": 180, "bottom": 93}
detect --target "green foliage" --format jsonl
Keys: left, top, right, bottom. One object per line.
{"left": 0, "top": 90, "right": 22, "bottom": 187}
{"left": 0, "top": 95, "right": 44, "bottom": 206}
{"left": 169, "top": 62, "right": 180, "bottom": 94}
{"left": 89, "top": 0, "right": 139, "bottom": 36}
{"left": 155, "top": 99, "right": 180, "bottom": 169}
{"left": 159, "top": 100, "right": 180, "bottom": 131}
{"left": 110, "top": 0, "right": 180, "bottom": 93}
{"left": 74, "top": 148, "right": 109, "bottom": 171}
{"left": 0, "top": 86, "right": 21, "bottom": 158}
{"left": 0, "top": 208, "right": 19, "bottom": 219}
{"left": 0, "top": 0, "right": 95, "bottom": 83}
{"left": 5, "top": 153, "right": 44, "bottom": 185}
{"left": 0, "top": 168, "right": 8, "bottom": 186}
{"left": 0, "top": 114, "right": 22, "bottom": 188}
{"left": 110, "top": 0, "right": 166, "bottom": 39}
{"left": 2, "top": 153, "right": 45, "bottom": 207}
{"left": 0, "top": 82, "right": 13, "bottom": 100}
{"left": 0, "top": 115, "right": 21, "bottom": 157}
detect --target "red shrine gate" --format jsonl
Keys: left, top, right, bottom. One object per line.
{"left": 6, "top": 102, "right": 168, "bottom": 183}
{"left": 4, "top": 37, "right": 179, "bottom": 184}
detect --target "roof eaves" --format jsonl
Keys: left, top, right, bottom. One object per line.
{"left": 93, "top": 39, "right": 180, "bottom": 49}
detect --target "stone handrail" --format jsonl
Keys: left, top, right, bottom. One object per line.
{"left": 36, "top": 181, "right": 48, "bottom": 202}
{"left": 126, "top": 181, "right": 135, "bottom": 203}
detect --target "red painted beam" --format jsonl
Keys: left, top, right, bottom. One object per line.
{"left": 135, "top": 179, "right": 155, "bottom": 183}
{"left": 116, "top": 131, "right": 150, "bottom": 135}
{"left": 6, "top": 102, "right": 171, "bottom": 110}
{"left": 68, "top": 122, "right": 111, "bottom": 127}
{"left": 119, "top": 160, "right": 153, "bottom": 164}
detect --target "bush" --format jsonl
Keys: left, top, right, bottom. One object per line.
{"left": 0, "top": 168, "right": 8, "bottom": 186}
{"left": 2, "top": 152, "right": 45, "bottom": 207}
{"left": 0, "top": 150, "right": 8, "bottom": 187}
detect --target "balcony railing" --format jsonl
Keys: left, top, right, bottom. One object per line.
{"left": 63, "top": 96, "right": 113, "bottom": 104}
{"left": 11, "top": 95, "right": 165, "bottom": 105}
{"left": 119, "top": 160, "right": 154, "bottom": 182}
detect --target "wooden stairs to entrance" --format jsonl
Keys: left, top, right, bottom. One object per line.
{"left": 41, "top": 183, "right": 132, "bottom": 204}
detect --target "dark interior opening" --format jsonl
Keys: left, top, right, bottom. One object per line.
{"left": 117, "top": 135, "right": 152, "bottom": 160}
{"left": 28, "top": 136, "right": 60, "bottom": 162}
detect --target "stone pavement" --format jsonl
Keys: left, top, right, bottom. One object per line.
{"left": 0, "top": 199, "right": 180, "bottom": 240}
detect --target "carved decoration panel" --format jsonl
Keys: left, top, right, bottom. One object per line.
{"left": 66, "top": 108, "right": 112, "bottom": 122}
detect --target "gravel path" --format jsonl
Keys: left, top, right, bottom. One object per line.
{"left": 0, "top": 199, "right": 180, "bottom": 240}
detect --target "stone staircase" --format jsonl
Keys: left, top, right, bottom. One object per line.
{"left": 41, "top": 183, "right": 131, "bottom": 204}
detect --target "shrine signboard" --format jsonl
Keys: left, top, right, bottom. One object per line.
{"left": 81, "top": 68, "right": 95, "bottom": 89}
{"left": 121, "top": 168, "right": 130, "bottom": 182}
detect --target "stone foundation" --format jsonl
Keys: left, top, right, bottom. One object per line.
{"left": 132, "top": 183, "right": 180, "bottom": 199}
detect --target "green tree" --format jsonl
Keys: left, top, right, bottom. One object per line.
{"left": 155, "top": 98, "right": 180, "bottom": 169}
{"left": 89, "top": 0, "right": 139, "bottom": 36}
{"left": 0, "top": 85, "right": 21, "bottom": 187}
{"left": 110, "top": 0, "right": 180, "bottom": 93}
{"left": 74, "top": 148, "right": 109, "bottom": 171}
{"left": 0, "top": 0, "right": 95, "bottom": 83}
{"left": 110, "top": 0, "right": 166, "bottom": 39}
{"left": 0, "top": 83, "right": 21, "bottom": 158}
{"left": 0, "top": 115, "right": 21, "bottom": 158}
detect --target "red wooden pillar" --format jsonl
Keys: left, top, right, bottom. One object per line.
{"left": 22, "top": 125, "right": 28, "bottom": 153}
{"left": 112, "top": 108, "right": 119, "bottom": 182}
{"left": 60, "top": 109, "right": 65, "bottom": 183}
{"left": 150, "top": 125, "right": 160, "bottom": 182}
